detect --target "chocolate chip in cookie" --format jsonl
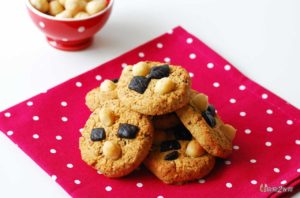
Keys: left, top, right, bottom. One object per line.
{"left": 128, "top": 76, "right": 150, "bottom": 94}
{"left": 164, "top": 150, "right": 179, "bottom": 161}
{"left": 201, "top": 111, "right": 216, "bottom": 128}
{"left": 90, "top": 128, "right": 106, "bottom": 141}
{"left": 207, "top": 105, "right": 216, "bottom": 116}
{"left": 160, "top": 140, "right": 181, "bottom": 152}
{"left": 148, "top": 64, "right": 170, "bottom": 79}
{"left": 118, "top": 123, "right": 140, "bottom": 139}
{"left": 172, "top": 124, "right": 192, "bottom": 141}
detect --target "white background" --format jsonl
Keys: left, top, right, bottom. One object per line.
{"left": 0, "top": 0, "right": 299, "bottom": 197}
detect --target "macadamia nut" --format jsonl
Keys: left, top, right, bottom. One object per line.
{"left": 74, "top": 11, "right": 90, "bottom": 19}
{"left": 65, "top": 0, "right": 86, "bottom": 15}
{"left": 186, "top": 140, "right": 205, "bottom": 157}
{"left": 55, "top": 10, "right": 73, "bottom": 18}
{"left": 132, "top": 62, "right": 150, "bottom": 76}
{"left": 86, "top": 0, "right": 107, "bottom": 15}
{"left": 30, "top": 0, "right": 49, "bottom": 13}
{"left": 99, "top": 108, "right": 115, "bottom": 127}
{"left": 220, "top": 124, "right": 236, "bottom": 141}
{"left": 49, "top": 1, "right": 64, "bottom": 16}
{"left": 58, "top": 0, "right": 66, "bottom": 6}
{"left": 190, "top": 93, "right": 208, "bottom": 112}
{"left": 103, "top": 141, "right": 121, "bottom": 160}
{"left": 154, "top": 77, "right": 175, "bottom": 94}
{"left": 100, "top": 80, "right": 116, "bottom": 92}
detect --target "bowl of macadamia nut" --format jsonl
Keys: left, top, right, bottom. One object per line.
{"left": 26, "top": 0, "right": 113, "bottom": 51}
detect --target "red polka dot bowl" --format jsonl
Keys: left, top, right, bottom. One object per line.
{"left": 26, "top": 0, "right": 114, "bottom": 51}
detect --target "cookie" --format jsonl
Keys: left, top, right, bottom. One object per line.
{"left": 144, "top": 127, "right": 215, "bottom": 184}
{"left": 79, "top": 99, "right": 154, "bottom": 177}
{"left": 152, "top": 113, "right": 181, "bottom": 130}
{"left": 117, "top": 61, "right": 191, "bottom": 115}
{"left": 176, "top": 90, "right": 236, "bottom": 158}
{"left": 85, "top": 79, "right": 118, "bottom": 111}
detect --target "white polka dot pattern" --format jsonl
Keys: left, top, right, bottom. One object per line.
{"left": 4, "top": 112, "right": 11, "bottom": 117}
{"left": 138, "top": 52, "right": 145, "bottom": 58}
{"left": 233, "top": 145, "right": 239, "bottom": 150}
{"left": 27, "top": 101, "right": 33, "bottom": 106}
{"left": 266, "top": 109, "right": 273, "bottom": 114}
{"left": 262, "top": 93, "right": 268, "bottom": 99}
{"left": 250, "top": 180, "right": 257, "bottom": 185}
{"left": 157, "top": 43, "right": 163, "bottom": 48}
{"left": 39, "top": 21, "right": 45, "bottom": 28}
{"left": 74, "top": 179, "right": 81, "bottom": 184}
{"left": 239, "top": 85, "right": 246, "bottom": 91}
{"left": 286, "top": 120, "right": 293, "bottom": 125}
{"left": 285, "top": 155, "right": 291, "bottom": 160}
{"left": 78, "top": 26, "right": 85, "bottom": 33}
{"left": 50, "top": 149, "right": 57, "bottom": 154}
{"left": 76, "top": 82, "right": 82, "bottom": 87}
{"left": 61, "top": 117, "right": 68, "bottom": 122}
{"left": 186, "top": 38, "right": 193, "bottom": 44}
{"left": 95, "top": 75, "right": 102, "bottom": 81}
{"left": 240, "top": 112, "right": 246, "bottom": 117}
{"left": 67, "top": 163, "right": 73, "bottom": 168}
{"left": 61, "top": 101, "right": 68, "bottom": 107}
{"left": 226, "top": 183, "right": 232, "bottom": 188}
{"left": 207, "top": 63, "right": 214, "bottom": 69}
{"left": 245, "top": 129, "right": 251, "bottom": 134}
{"left": 274, "top": 168, "right": 280, "bottom": 173}
{"left": 229, "top": 98, "right": 236, "bottom": 104}
{"left": 224, "top": 65, "right": 231, "bottom": 71}
{"left": 56, "top": 135, "right": 62, "bottom": 140}
{"left": 164, "top": 57, "right": 171, "bottom": 63}
{"left": 105, "top": 186, "right": 112, "bottom": 191}
{"left": 189, "top": 53, "right": 196, "bottom": 59}
{"left": 265, "top": 142, "right": 272, "bottom": 147}
{"left": 213, "top": 82, "right": 220, "bottom": 88}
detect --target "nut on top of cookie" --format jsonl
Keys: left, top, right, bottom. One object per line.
{"left": 117, "top": 61, "right": 191, "bottom": 115}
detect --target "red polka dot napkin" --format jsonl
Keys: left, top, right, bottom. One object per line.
{"left": 1, "top": 26, "right": 299, "bottom": 198}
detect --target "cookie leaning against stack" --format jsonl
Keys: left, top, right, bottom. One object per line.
{"left": 80, "top": 61, "right": 237, "bottom": 184}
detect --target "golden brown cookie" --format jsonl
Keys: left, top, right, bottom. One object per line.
{"left": 117, "top": 61, "right": 191, "bottom": 115}
{"left": 144, "top": 128, "right": 215, "bottom": 184}
{"left": 176, "top": 90, "right": 236, "bottom": 159}
{"left": 152, "top": 113, "right": 181, "bottom": 130}
{"left": 85, "top": 79, "right": 118, "bottom": 111}
{"left": 79, "top": 99, "right": 154, "bottom": 177}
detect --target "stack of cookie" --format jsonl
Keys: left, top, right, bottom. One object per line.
{"left": 80, "top": 61, "right": 236, "bottom": 184}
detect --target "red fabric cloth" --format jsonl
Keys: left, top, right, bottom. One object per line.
{"left": 0, "top": 26, "right": 299, "bottom": 198}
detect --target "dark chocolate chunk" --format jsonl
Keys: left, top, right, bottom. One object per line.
{"left": 111, "top": 78, "right": 119, "bottom": 83}
{"left": 90, "top": 128, "right": 106, "bottom": 141}
{"left": 128, "top": 76, "right": 150, "bottom": 94}
{"left": 118, "top": 123, "right": 139, "bottom": 139}
{"left": 160, "top": 140, "right": 181, "bottom": 152}
{"left": 164, "top": 151, "right": 179, "bottom": 161}
{"left": 148, "top": 65, "right": 170, "bottom": 79}
{"left": 201, "top": 111, "right": 216, "bottom": 128}
{"left": 173, "top": 125, "right": 192, "bottom": 140}
{"left": 207, "top": 105, "right": 216, "bottom": 116}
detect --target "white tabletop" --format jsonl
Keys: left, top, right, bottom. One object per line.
{"left": 0, "top": 0, "right": 299, "bottom": 197}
